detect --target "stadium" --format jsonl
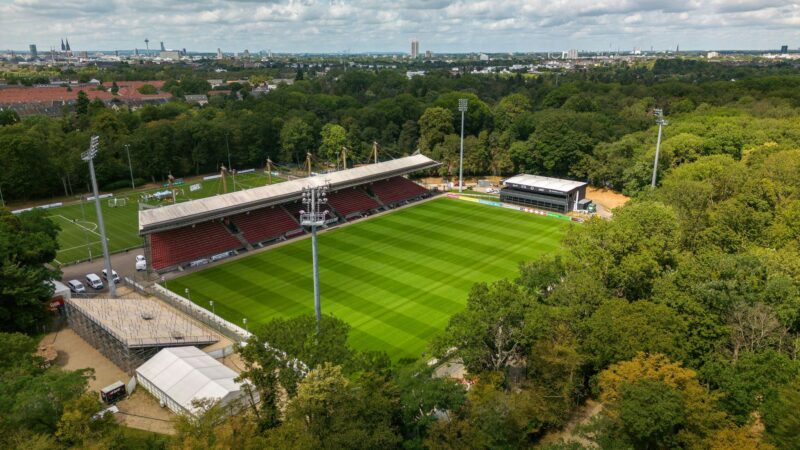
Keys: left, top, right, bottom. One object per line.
{"left": 136, "top": 155, "right": 571, "bottom": 359}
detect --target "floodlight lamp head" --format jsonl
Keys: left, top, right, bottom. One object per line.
{"left": 458, "top": 98, "right": 468, "bottom": 112}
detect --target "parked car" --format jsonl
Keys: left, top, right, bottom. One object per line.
{"left": 67, "top": 279, "right": 86, "bottom": 294}
{"left": 102, "top": 269, "right": 120, "bottom": 284}
{"left": 86, "top": 273, "right": 104, "bottom": 290}
{"left": 135, "top": 255, "right": 147, "bottom": 271}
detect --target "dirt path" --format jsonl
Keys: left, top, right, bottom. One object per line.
{"left": 537, "top": 399, "right": 603, "bottom": 448}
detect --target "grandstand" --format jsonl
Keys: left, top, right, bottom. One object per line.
{"left": 65, "top": 296, "right": 218, "bottom": 374}
{"left": 139, "top": 155, "right": 439, "bottom": 272}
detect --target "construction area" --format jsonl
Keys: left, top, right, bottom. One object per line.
{"left": 65, "top": 295, "right": 220, "bottom": 374}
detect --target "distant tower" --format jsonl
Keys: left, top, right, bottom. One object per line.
{"left": 144, "top": 38, "right": 150, "bottom": 53}
{"left": 411, "top": 39, "right": 419, "bottom": 58}
{"left": 781, "top": 45, "right": 789, "bottom": 54}
{"left": 65, "top": 38, "right": 71, "bottom": 52}
{"left": 160, "top": 41, "right": 165, "bottom": 51}
{"left": 60, "top": 39, "right": 65, "bottom": 52}
{"left": 676, "top": 44, "right": 680, "bottom": 53}
{"left": 217, "top": 48, "right": 223, "bottom": 59}
{"left": 134, "top": 48, "right": 139, "bottom": 56}
{"left": 29, "top": 44, "right": 38, "bottom": 60}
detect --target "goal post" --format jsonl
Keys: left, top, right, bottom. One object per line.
{"left": 108, "top": 198, "right": 128, "bottom": 208}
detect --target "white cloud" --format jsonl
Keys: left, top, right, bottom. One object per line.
{"left": 0, "top": 0, "right": 798, "bottom": 52}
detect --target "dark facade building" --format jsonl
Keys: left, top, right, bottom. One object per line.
{"left": 500, "top": 174, "right": 587, "bottom": 213}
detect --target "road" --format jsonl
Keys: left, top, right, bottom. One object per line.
{"left": 60, "top": 247, "right": 148, "bottom": 295}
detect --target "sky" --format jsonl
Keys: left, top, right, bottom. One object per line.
{"left": 1, "top": 0, "right": 799, "bottom": 53}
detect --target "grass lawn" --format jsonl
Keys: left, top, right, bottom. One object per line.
{"left": 48, "top": 171, "right": 281, "bottom": 265}
{"left": 168, "top": 198, "right": 570, "bottom": 360}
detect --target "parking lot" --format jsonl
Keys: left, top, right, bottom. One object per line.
{"left": 60, "top": 247, "right": 150, "bottom": 295}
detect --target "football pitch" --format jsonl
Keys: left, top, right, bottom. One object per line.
{"left": 48, "top": 171, "right": 281, "bottom": 265}
{"left": 167, "top": 198, "right": 570, "bottom": 360}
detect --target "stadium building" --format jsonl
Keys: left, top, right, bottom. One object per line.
{"left": 139, "top": 154, "right": 439, "bottom": 272}
{"left": 500, "top": 174, "right": 587, "bottom": 213}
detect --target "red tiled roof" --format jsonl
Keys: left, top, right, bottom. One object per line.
{"left": 0, "top": 81, "right": 171, "bottom": 104}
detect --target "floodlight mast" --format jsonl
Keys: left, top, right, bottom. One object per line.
{"left": 81, "top": 136, "right": 116, "bottom": 298}
{"left": 458, "top": 99, "right": 468, "bottom": 193}
{"left": 300, "top": 184, "right": 329, "bottom": 335}
{"left": 651, "top": 109, "right": 668, "bottom": 188}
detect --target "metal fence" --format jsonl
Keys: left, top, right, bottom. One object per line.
{"left": 146, "top": 282, "right": 252, "bottom": 344}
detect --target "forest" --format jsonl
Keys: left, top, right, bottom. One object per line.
{"left": 2, "top": 59, "right": 800, "bottom": 448}
{"left": 3, "top": 60, "right": 800, "bottom": 203}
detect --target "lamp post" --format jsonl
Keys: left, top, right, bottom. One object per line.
{"left": 184, "top": 288, "right": 190, "bottom": 301}
{"left": 125, "top": 144, "right": 135, "bottom": 189}
{"left": 651, "top": 108, "right": 668, "bottom": 188}
{"left": 458, "top": 98, "right": 468, "bottom": 193}
{"left": 82, "top": 136, "right": 116, "bottom": 298}
{"left": 243, "top": 318, "right": 248, "bottom": 333}
{"left": 299, "top": 184, "right": 329, "bottom": 335}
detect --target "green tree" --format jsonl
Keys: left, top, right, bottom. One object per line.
{"left": 762, "top": 377, "right": 800, "bottom": 449}
{"left": 0, "top": 110, "right": 20, "bottom": 126}
{"left": 0, "top": 209, "right": 60, "bottom": 333}
{"left": 75, "top": 90, "right": 89, "bottom": 116}
{"left": 583, "top": 299, "right": 688, "bottom": 369}
{"left": 435, "top": 280, "right": 533, "bottom": 374}
{"left": 418, "top": 107, "right": 454, "bottom": 154}
{"left": 616, "top": 380, "right": 686, "bottom": 449}
{"left": 110, "top": 81, "right": 119, "bottom": 95}
{"left": 319, "top": 123, "right": 347, "bottom": 163}
{"left": 265, "top": 363, "right": 401, "bottom": 450}
{"left": 279, "top": 117, "right": 314, "bottom": 164}
{"left": 55, "top": 394, "right": 118, "bottom": 447}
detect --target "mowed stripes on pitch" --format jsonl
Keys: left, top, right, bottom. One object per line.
{"left": 169, "top": 198, "right": 569, "bottom": 359}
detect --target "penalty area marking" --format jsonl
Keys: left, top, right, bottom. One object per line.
{"left": 49, "top": 215, "right": 101, "bottom": 237}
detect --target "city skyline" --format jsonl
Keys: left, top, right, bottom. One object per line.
{"left": 0, "top": 0, "right": 799, "bottom": 53}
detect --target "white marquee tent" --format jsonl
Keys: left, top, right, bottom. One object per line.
{"left": 135, "top": 346, "right": 256, "bottom": 416}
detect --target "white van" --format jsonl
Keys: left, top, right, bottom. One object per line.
{"left": 67, "top": 279, "right": 86, "bottom": 294}
{"left": 135, "top": 255, "right": 147, "bottom": 271}
{"left": 102, "top": 269, "right": 120, "bottom": 284}
{"left": 86, "top": 273, "right": 104, "bottom": 290}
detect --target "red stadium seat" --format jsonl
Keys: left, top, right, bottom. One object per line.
{"left": 231, "top": 207, "right": 301, "bottom": 244}
{"left": 371, "top": 177, "right": 428, "bottom": 205}
{"left": 326, "top": 188, "right": 380, "bottom": 217}
{"left": 150, "top": 221, "right": 241, "bottom": 270}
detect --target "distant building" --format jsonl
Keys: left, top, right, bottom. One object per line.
{"left": 29, "top": 44, "right": 37, "bottom": 60}
{"left": 184, "top": 94, "right": 209, "bottom": 106}
{"left": 216, "top": 48, "right": 223, "bottom": 59}
{"left": 425, "top": 50, "right": 432, "bottom": 59}
{"left": 707, "top": 51, "right": 720, "bottom": 59}
{"left": 479, "top": 53, "right": 489, "bottom": 61}
{"left": 159, "top": 51, "right": 181, "bottom": 60}
{"left": 160, "top": 41, "right": 166, "bottom": 51}
{"left": 567, "top": 48, "right": 578, "bottom": 59}
{"left": 406, "top": 70, "right": 425, "bottom": 79}
{"left": 243, "top": 49, "right": 250, "bottom": 59}
{"left": 411, "top": 39, "right": 419, "bottom": 58}
{"left": 781, "top": 45, "right": 789, "bottom": 54}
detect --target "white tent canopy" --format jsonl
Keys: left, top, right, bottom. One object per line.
{"left": 135, "top": 346, "right": 255, "bottom": 416}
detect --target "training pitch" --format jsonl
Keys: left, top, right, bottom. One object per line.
{"left": 168, "top": 198, "right": 569, "bottom": 360}
{"left": 48, "top": 171, "right": 281, "bottom": 265}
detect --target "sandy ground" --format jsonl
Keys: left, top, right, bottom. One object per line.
{"left": 116, "top": 390, "right": 177, "bottom": 435}
{"left": 43, "top": 327, "right": 129, "bottom": 393}
{"left": 585, "top": 187, "right": 630, "bottom": 219}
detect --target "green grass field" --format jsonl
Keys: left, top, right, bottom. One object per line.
{"left": 168, "top": 198, "right": 570, "bottom": 360}
{"left": 47, "top": 171, "right": 281, "bottom": 265}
